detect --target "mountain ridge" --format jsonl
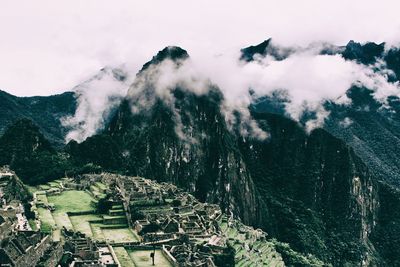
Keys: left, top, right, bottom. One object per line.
{"left": 1, "top": 39, "right": 400, "bottom": 266}
{"left": 63, "top": 46, "right": 399, "bottom": 265}
{"left": 0, "top": 89, "right": 76, "bottom": 146}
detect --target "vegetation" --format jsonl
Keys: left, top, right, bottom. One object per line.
{"left": 0, "top": 90, "right": 76, "bottom": 146}
{"left": 48, "top": 190, "right": 96, "bottom": 213}
{"left": 272, "top": 240, "right": 328, "bottom": 267}
{"left": 212, "top": 245, "right": 235, "bottom": 267}
{"left": 2, "top": 42, "right": 400, "bottom": 265}
{"left": 113, "top": 247, "right": 136, "bottom": 267}
{"left": 96, "top": 195, "right": 113, "bottom": 214}
{"left": 0, "top": 119, "right": 102, "bottom": 185}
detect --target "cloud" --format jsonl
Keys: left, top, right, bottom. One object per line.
{"left": 1, "top": 0, "right": 400, "bottom": 96}
{"left": 61, "top": 67, "right": 132, "bottom": 143}
{"left": 125, "top": 43, "right": 400, "bottom": 137}
{"left": 339, "top": 117, "right": 353, "bottom": 128}
{"left": 2, "top": 0, "right": 400, "bottom": 141}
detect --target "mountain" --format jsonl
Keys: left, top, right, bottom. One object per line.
{"left": 1, "top": 41, "right": 400, "bottom": 265}
{"left": 0, "top": 90, "right": 76, "bottom": 146}
{"left": 250, "top": 40, "right": 400, "bottom": 189}
{"left": 0, "top": 119, "right": 101, "bottom": 184}
{"left": 0, "top": 66, "right": 129, "bottom": 147}
{"left": 240, "top": 38, "right": 295, "bottom": 61}
{"left": 65, "top": 45, "right": 400, "bottom": 266}
{"left": 323, "top": 86, "right": 400, "bottom": 187}
{"left": 0, "top": 119, "right": 60, "bottom": 184}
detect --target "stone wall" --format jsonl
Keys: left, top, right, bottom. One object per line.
{"left": 38, "top": 241, "right": 63, "bottom": 267}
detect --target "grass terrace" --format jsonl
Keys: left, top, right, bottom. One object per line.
{"left": 114, "top": 247, "right": 173, "bottom": 267}
{"left": 113, "top": 247, "right": 136, "bottom": 267}
{"left": 129, "top": 249, "right": 172, "bottom": 267}
{"left": 36, "top": 193, "right": 48, "bottom": 205}
{"left": 32, "top": 180, "right": 140, "bottom": 244}
{"left": 37, "top": 207, "right": 55, "bottom": 232}
{"left": 103, "top": 228, "right": 139, "bottom": 243}
{"left": 218, "top": 215, "right": 285, "bottom": 266}
{"left": 69, "top": 214, "right": 102, "bottom": 236}
{"left": 48, "top": 190, "right": 96, "bottom": 213}
{"left": 90, "top": 182, "right": 107, "bottom": 199}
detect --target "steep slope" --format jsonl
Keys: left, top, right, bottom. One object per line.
{"left": 0, "top": 41, "right": 398, "bottom": 265}
{"left": 239, "top": 112, "right": 380, "bottom": 265}
{"left": 240, "top": 38, "right": 295, "bottom": 61}
{"left": 0, "top": 119, "right": 100, "bottom": 184}
{"left": 324, "top": 86, "right": 400, "bottom": 187}
{"left": 0, "top": 119, "right": 63, "bottom": 184}
{"left": 0, "top": 90, "right": 76, "bottom": 146}
{"left": 250, "top": 40, "right": 400, "bottom": 188}
{"left": 65, "top": 46, "right": 400, "bottom": 266}
{"left": 0, "top": 66, "right": 129, "bottom": 147}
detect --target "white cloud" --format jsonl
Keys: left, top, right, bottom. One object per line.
{"left": 61, "top": 67, "right": 132, "bottom": 143}
{"left": 2, "top": 0, "right": 400, "bottom": 141}
{"left": 125, "top": 44, "right": 400, "bottom": 135}
{"left": 339, "top": 117, "right": 353, "bottom": 128}
{"left": 1, "top": 0, "right": 400, "bottom": 96}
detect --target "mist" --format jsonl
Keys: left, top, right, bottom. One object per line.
{"left": 61, "top": 67, "right": 132, "bottom": 143}
{"left": 123, "top": 42, "right": 399, "bottom": 139}
{"left": 1, "top": 0, "right": 400, "bottom": 96}
{"left": 2, "top": 1, "right": 400, "bottom": 142}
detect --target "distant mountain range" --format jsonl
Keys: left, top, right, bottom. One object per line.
{"left": 1, "top": 39, "right": 400, "bottom": 266}
{"left": 0, "top": 90, "right": 76, "bottom": 146}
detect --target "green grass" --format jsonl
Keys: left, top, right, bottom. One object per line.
{"left": 69, "top": 214, "right": 102, "bottom": 237}
{"left": 48, "top": 181, "right": 62, "bottom": 188}
{"left": 37, "top": 207, "right": 55, "bottom": 232}
{"left": 53, "top": 212, "right": 74, "bottom": 230}
{"left": 128, "top": 249, "right": 172, "bottom": 267}
{"left": 48, "top": 190, "right": 96, "bottom": 213}
{"left": 90, "top": 223, "right": 106, "bottom": 240}
{"left": 102, "top": 228, "right": 139, "bottom": 243}
{"left": 28, "top": 219, "right": 38, "bottom": 231}
{"left": 36, "top": 193, "right": 48, "bottom": 204}
{"left": 36, "top": 190, "right": 96, "bottom": 236}
{"left": 112, "top": 204, "right": 124, "bottom": 209}
{"left": 45, "top": 190, "right": 96, "bottom": 235}
{"left": 109, "top": 209, "right": 124, "bottom": 216}
{"left": 95, "top": 182, "right": 107, "bottom": 191}
{"left": 35, "top": 188, "right": 139, "bottom": 246}
{"left": 89, "top": 183, "right": 107, "bottom": 199}
{"left": 26, "top": 185, "right": 39, "bottom": 194}
{"left": 113, "top": 247, "right": 136, "bottom": 267}
{"left": 39, "top": 184, "right": 51, "bottom": 190}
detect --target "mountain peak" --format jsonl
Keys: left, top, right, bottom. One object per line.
{"left": 240, "top": 39, "right": 272, "bottom": 62}
{"left": 140, "top": 46, "right": 189, "bottom": 72}
{"left": 342, "top": 40, "right": 385, "bottom": 65}
{"left": 240, "top": 38, "right": 295, "bottom": 62}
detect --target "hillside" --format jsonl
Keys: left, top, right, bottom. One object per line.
{"left": 66, "top": 45, "right": 400, "bottom": 266}
{"left": 0, "top": 90, "right": 76, "bottom": 146}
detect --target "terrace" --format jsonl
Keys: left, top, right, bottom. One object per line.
{"left": 27, "top": 173, "right": 286, "bottom": 266}
{"left": 113, "top": 247, "right": 173, "bottom": 267}
{"left": 31, "top": 179, "right": 140, "bottom": 245}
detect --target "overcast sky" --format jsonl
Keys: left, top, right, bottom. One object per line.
{"left": 1, "top": 0, "right": 400, "bottom": 96}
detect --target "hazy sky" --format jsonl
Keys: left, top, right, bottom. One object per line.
{"left": 1, "top": 0, "right": 400, "bottom": 96}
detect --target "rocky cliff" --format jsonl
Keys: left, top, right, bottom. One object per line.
{"left": 64, "top": 46, "right": 400, "bottom": 265}
{"left": 1, "top": 42, "right": 400, "bottom": 266}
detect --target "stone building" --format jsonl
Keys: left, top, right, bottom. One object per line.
{"left": 0, "top": 231, "right": 54, "bottom": 267}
